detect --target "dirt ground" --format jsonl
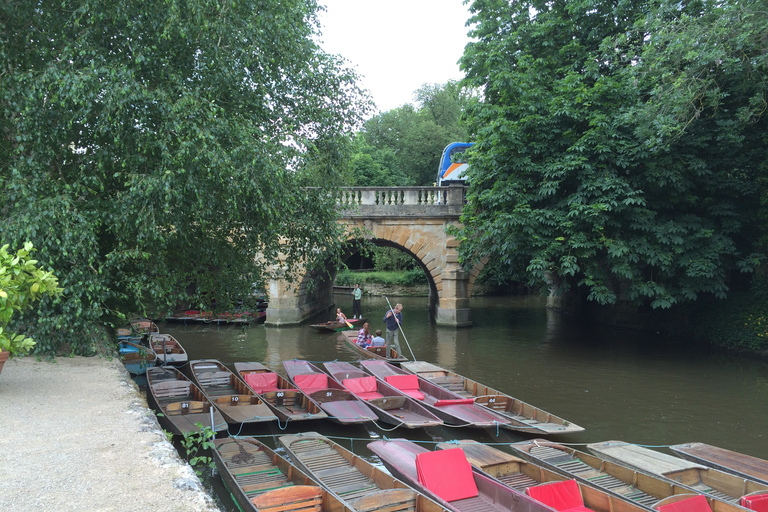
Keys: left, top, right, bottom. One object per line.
{"left": 0, "top": 356, "right": 221, "bottom": 512}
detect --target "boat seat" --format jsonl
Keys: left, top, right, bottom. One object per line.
{"left": 526, "top": 479, "right": 592, "bottom": 512}
{"left": 250, "top": 485, "right": 323, "bottom": 512}
{"left": 197, "top": 371, "right": 230, "bottom": 387}
{"left": 293, "top": 373, "right": 328, "bottom": 394}
{"left": 434, "top": 398, "right": 475, "bottom": 407}
{"left": 415, "top": 447, "right": 478, "bottom": 502}
{"left": 152, "top": 380, "right": 191, "bottom": 398}
{"left": 655, "top": 495, "right": 711, "bottom": 512}
{"left": 343, "top": 377, "right": 383, "bottom": 400}
{"left": 741, "top": 493, "right": 768, "bottom": 512}
{"left": 244, "top": 372, "right": 279, "bottom": 394}
{"left": 385, "top": 374, "right": 424, "bottom": 400}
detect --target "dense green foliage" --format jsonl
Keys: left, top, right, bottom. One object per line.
{"left": 457, "top": 0, "right": 768, "bottom": 308}
{"left": 0, "top": 242, "right": 63, "bottom": 356}
{"left": 336, "top": 269, "right": 427, "bottom": 288}
{"left": 0, "top": 0, "right": 369, "bottom": 355}
{"left": 348, "top": 81, "right": 476, "bottom": 186}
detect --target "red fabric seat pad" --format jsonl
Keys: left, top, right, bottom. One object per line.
{"left": 526, "top": 479, "right": 584, "bottom": 511}
{"left": 416, "top": 448, "right": 478, "bottom": 502}
{"left": 434, "top": 398, "right": 475, "bottom": 407}
{"left": 293, "top": 373, "right": 328, "bottom": 394}
{"left": 385, "top": 375, "right": 425, "bottom": 400}
{"left": 342, "top": 377, "right": 383, "bottom": 400}
{"left": 244, "top": 373, "right": 279, "bottom": 394}
{"left": 655, "top": 495, "right": 711, "bottom": 512}
{"left": 742, "top": 494, "right": 768, "bottom": 512}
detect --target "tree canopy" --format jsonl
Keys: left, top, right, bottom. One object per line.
{"left": 0, "top": 0, "right": 369, "bottom": 354}
{"left": 456, "top": 0, "right": 768, "bottom": 308}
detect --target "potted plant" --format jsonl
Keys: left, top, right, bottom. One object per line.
{"left": 0, "top": 242, "right": 63, "bottom": 374}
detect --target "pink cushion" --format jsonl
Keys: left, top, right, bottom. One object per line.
{"left": 384, "top": 375, "right": 424, "bottom": 400}
{"left": 526, "top": 480, "right": 583, "bottom": 511}
{"left": 416, "top": 448, "right": 478, "bottom": 502}
{"left": 293, "top": 374, "right": 327, "bottom": 394}
{"left": 742, "top": 494, "right": 768, "bottom": 512}
{"left": 434, "top": 398, "right": 475, "bottom": 407}
{"left": 655, "top": 495, "right": 711, "bottom": 512}
{"left": 244, "top": 373, "right": 279, "bottom": 394}
{"left": 343, "top": 377, "right": 383, "bottom": 400}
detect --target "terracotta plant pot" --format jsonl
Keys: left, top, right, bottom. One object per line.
{"left": 0, "top": 350, "right": 9, "bottom": 377}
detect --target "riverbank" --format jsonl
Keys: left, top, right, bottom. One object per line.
{"left": 0, "top": 356, "right": 220, "bottom": 512}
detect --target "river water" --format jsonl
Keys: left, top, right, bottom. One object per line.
{"left": 156, "top": 294, "right": 768, "bottom": 509}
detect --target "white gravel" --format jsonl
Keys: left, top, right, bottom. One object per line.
{"left": 0, "top": 356, "right": 221, "bottom": 512}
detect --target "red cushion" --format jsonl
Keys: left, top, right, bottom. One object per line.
{"left": 293, "top": 374, "right": 328, "bottom": 394}
{"left": 343, "top": 377, "right": 383, "bottom": 400}
{"left": 655, "top": 495, "right": 711, "bottom": 512}
{"left": 416, "top": 448, "right": 478, "bottom": 502}
{"left": 526, "top": 479, "right": 583, "bottom": 511}
{"left": 244, "top": 373, "right": 279, "bottom": 394}
{"left": 742, "top": 494, "right": 768, "bottom": 512}
{"left": 384, "top": 375, "right": 424, "bottom": 400}
{"left": 434, "top": 398, "right": 475, "bottom": 407}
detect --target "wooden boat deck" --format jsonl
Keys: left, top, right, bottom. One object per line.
{"left": 216, "top": 440, "right": 293, "bottom": 499}
{"left": 147, "top": 367, "right": 226, "bottom": 434}
{"left": 670, "top": 443, "right": 768, "bottom": 486}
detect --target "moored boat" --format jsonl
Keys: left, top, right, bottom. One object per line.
{"left": 401, "top": 361, "right": 584, "bottom": 435}
{"left": 188, "top": 359, "right": 277, "bottom": 426}
{"left": 435, "top": 439, "right": 649, "bottom": 512}
{"left": 510, "top": 439, "right": 747, "bottom": 512}
{"left": 146, "top": 366, "right": 226, "bottom": 435}
{"left": 282, "top": 360, "right": 377, "bottom": 425}
{"left": 129, "top": 318, "right": 159, "bottom": 334}
{"left": 360, "top": 360, "right": 511, "bottom": 428}
{"left": 586, "top": 441, "right": 768, "bottom": 509}
{"left": 324, "top": 361, "right": 443, "bottom": 429}
{"left": 670, "top": 443, "right": 768, "bottom": 487}
{"left": 310, "top": 317, "right": 367, "bottom": 332}
{"left": 118, "top": 340, "right": 157, "bottom": 375}
{"left": 233, "top": 362, "right": 327, "bottom": 422}
{"left": 279, "top": 432, "right": 450, "bottom": 512}
{"left": 368, "top": 438, "right": 556, "bottom": 512}
{"left": 337, "top": 330, "right": 408, "bottom": 362}
{"left": 212, "top": 437, "right": 343, "bottom": 512}
{"left": 147, "top": 333, "right": 188, "bottom": 366}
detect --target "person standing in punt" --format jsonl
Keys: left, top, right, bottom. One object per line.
{"left": 352, "top": 283, "right": 363, "bottom": 319}
{"left": 383, "top": 303, "right": 403, "bottom": 356}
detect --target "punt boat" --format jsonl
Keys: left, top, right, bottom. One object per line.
{"left": 310, "top": 317, "right": 367, "bottom": 333}
{"left": 360, "top": 360, "right": 511, "bottom": 428}
{"left": 145, "top": 366, "right": 226, "bottom": 435}
{"left": 401, "top": 361, "right": 584, "bottom": 435}
{"left": 323, "top": 361, "right": 442, "bottom": 429}
{"left": 118, "top": 340, "right": 156, "bottom": 376}
{"left": 147, "top": 333, "right": 188, "bottom": 366}
{"left": 187, "top": 359, "right": 276, "bottom": 426}
{"left": 279, "top": 432, "right": 450, "bottom": 512}
{"left": 337, "top": 330, "right": 408, "bottom": 362}
{"left": 282, "top": 360, "right": 377, "bottom": 425}
{"left": 233, "top": 362, "right": 327, "bottom": 422}
{"left": 670, "top": 443, "right": 768, "bottom": 487}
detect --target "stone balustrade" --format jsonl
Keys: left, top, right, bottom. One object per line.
{"left": 334, "top": 184, "right": 467, "bottom": 218}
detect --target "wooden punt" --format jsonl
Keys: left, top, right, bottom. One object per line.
{"left": 360, "top": 360, "right": 511, "bottom": 428}
{"left": 400, "top": 361, "right": 584, "bottom": 436}
{"left": 147, "top": 333, "right": 188, "bottom": 366}
{"left": 586, "top": 442, "right": 768, "bottom": 507}
{"left": 233, "top": 362, "right": 327, "bottom": 422}
{"left": 436, "top": 440, "right": 650, "bottom": 512}
{"left": 337, "top": 330, "right": 408, "bottom": 362}
{"left": 510, "top": 439, "right": 750, "bottom": 512}
{"left": 212, "top": 437, "right": 345, "bottom": 512}
{"left": 368, "top": 438, "right": 557, "bottom": 512}
{"left": 187, "top": 359, "right": 276, "bottom": 426}
{"left": 129, "top": 318, "right": 159, "bottom": 334}
{"left": 279, "top": 432, "right": 451, "bottom": 512}
{"left": 145, "top": 366, "right": 226, "bottom": 435}
{"left": 282, "top": 360, "right": 377, "bottom": 425}
{"left": 323, "top": 361, "right": 443, "bottom": 429}
{"left": 670, "top": 443, "right": 768, "bottom": 487}
{"left": 118, "top": 340, "right": 157, "bottom": 375}
{"left": 310, "top": 317, "right": 367, "bottom": 333}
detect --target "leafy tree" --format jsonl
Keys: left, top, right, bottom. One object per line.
{"left": 0, "top": 0, "right": 369, "bottom": 355}
{"left": 456, "top": 0, "right": 767, "bottom": 308}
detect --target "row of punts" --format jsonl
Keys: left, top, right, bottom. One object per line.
{"left": 211, "top": 432, "right": 768, "bottom": 512}
{"left": 117, "top": 319, "right": 189, "bottom": 375}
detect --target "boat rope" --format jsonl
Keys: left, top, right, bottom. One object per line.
{"left": 371, "top": 419, "right": 406, "bottom": 431}
{"left": 275, "top": 417, "right": 289, "bottom": 430}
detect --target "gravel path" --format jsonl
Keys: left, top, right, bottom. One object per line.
{"left": 0, "top": 356, "right": 221, "bottom": 512}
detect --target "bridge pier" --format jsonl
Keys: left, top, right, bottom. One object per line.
{"left": 265, "top": 269, "right": 335, "bottom": 326}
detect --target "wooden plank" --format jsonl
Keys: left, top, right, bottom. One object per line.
{"left": 588, "top": 442, "right": 705, "bottom": 474}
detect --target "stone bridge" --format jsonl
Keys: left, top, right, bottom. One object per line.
{"left": 265, "top": 184, "right": 485, "bottom": 327}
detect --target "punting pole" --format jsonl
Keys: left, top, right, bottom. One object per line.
{"left": 210, "top": 407, "right": 215, "bottom": 431}
{"left": 384, "top": 296, "right": 416, "bottom": 360}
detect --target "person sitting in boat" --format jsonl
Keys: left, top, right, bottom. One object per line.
{"left": 335, "top": 308, "right": 348, "bottom": 323}
{"left": 371, "top": 329, "right": 386, "bottom": 347}
{"left": 356, "top": 322, "right": 373, "bottom": 347}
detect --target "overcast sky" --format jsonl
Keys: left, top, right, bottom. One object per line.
{"left": 316, "top": 0, "right": 474, "bottom": 114}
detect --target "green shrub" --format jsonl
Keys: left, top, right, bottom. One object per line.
{"left": 397, "top": 268, "right": 428, "bottom": 286}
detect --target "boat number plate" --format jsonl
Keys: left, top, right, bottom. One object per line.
{"left": 231, "top": 396, "right": 239, "bottom": 404}
{"left": 181, "top": 402, "right": 189, "bottom": 414}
